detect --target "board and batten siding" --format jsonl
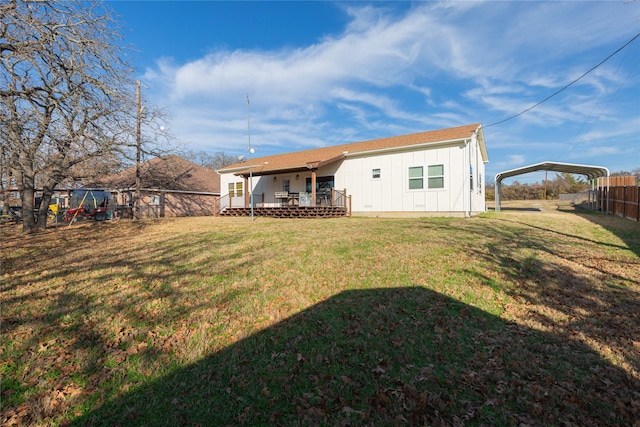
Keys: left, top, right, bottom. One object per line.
{"left": 335, "top": 141, "right": 480, "bottom": 216}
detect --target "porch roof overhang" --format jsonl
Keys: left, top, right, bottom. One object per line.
{"left": 233, "top": 165, "right": 308, "bottom": 178}
{"left": 232, "top": 154, "right": 348, "bottom": 178}
{"left": 494, "top": 161, "right": 610, "bottom": 211}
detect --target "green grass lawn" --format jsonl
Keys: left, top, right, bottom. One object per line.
{"left": 1, "top": 201, "right": 639, "bottom": 425}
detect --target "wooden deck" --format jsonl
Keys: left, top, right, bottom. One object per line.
{"left": 218, "top": 206, "right": 348, "bottom": 218}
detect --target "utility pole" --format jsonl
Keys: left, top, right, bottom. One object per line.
{"left": 135, "top": 81, "right": 141, "bottom": 220}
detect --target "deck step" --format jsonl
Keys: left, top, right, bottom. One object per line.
{"left": 218, "top": 206, "right": 348, "bottom": 218}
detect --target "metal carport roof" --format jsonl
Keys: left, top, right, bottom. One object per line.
{"left": 494, "top": 161, "right": 610, "bottom": 212}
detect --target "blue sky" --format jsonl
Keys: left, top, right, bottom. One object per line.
{"left": 108, "top": 1, "right": 640, "bottom": 184}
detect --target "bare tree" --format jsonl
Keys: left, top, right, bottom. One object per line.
{"left": 184, "top": 150, "right": 239, "bottom": 171}
{"left": 0, "top": 0, "right": 136, "bottom": 231}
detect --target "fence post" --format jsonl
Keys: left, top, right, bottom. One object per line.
{"left": 598, "top": 180, "right": 602, "bottom": 212}
{"left": 623, "top": 185, "right": 627, "bottom": 219}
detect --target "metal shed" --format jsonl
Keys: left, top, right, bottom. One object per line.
{"left": 494, "top": 161, "right": 610, "bottom": 212}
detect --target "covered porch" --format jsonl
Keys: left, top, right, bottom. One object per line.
{"left": 214, "top": 187, "right": 351, "bottom": 218}
{"left": 214, "top": 163, "right": 351, "bottom": 218}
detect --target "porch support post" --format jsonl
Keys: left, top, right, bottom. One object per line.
{"left": 244, "top": 175, "right": 249, "bottom": 208}
{"left": 311, "top": 170, "right": 317, "bottom": 207}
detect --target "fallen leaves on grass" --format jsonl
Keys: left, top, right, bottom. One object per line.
{"left": 1, "top": 208, "right": 639, "bottom": 425}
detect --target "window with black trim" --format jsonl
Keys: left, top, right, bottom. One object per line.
{"left": 306, "top": 176, "right": 334, "bottom": 193}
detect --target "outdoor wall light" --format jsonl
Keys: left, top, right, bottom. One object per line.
{"left": 296, "top": 174, "right": 299, "bottom": 180}
{"left": 273, "top": 176, "right": 277, "bottom": 181}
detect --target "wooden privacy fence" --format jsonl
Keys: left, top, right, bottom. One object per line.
{"left": 596, "top": 176, "right": 639, "bottom": 221}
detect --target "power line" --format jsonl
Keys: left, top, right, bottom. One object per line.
{"left": 561, "top": 45, "right": 640, "bottom": 159}
{"left": 485, "top": 31, "right": 640, "bottom": 128}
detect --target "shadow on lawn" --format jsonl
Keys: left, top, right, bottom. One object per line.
{"left": 74, "top": 287, "right": 639, "bottom": 426}
{"left": 427, "top": 213, "right": 640, "bottom": 377}
{"left": 1, "top": 219, "right": 263, "bottom": 423}
{"left": 570, "top": 205, "right": 640, "bottom": 259}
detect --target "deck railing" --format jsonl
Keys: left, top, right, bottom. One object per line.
{"left": 215, "top": 189, "right": 351, "bottom": 216}
{"left": 333, "top": 189, "right": 352, "bottom": 216}
{"left": 213, "top": 194, "right": 230, "bottom": 216}
{"left": 214, "top": 193, "right": 265, "bottom": 216}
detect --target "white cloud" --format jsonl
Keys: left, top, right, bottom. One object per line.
{"left": 506, "top": 154, "right": 525, "bottom": 166}
{"left": 141, "top": 0, "right": 640, "bottom": 169}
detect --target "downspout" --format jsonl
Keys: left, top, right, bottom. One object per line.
{"left": 468, "top": 139, "right": 473, "bottom": 217}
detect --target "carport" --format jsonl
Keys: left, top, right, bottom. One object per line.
{"left": 494, "top": 161, "right": 610, "bottom": 212}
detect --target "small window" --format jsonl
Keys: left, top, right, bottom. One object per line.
{"left": 428, "top": 164, "right": 444, "bottom": 189}
{"left": 228, "top": 183, "right": 235, "bottom": 197}
{"left": 408, "top": 166, "right": 423, "bottom": 189}
{"left": 282, "top": 179, "right": 290, "bottom": 192}
{"left": 235, "top": 182, "right": 243, "bottom": 197}
{"left": 372, "top": 168, "right": 381, "bottom": 179}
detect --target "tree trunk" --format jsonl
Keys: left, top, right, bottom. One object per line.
{"left": 21, "top": 186, "right": 36, "bottom": 232}
{"left": 36, "top": 191, "right": 54, "bottom": 229}
{"left": 12, "top": 158, "right": 39, "bottom": 232}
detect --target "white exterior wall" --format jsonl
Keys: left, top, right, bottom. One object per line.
{"left": 468, "top": 131, "right": 488, "bottom": 215}
{"left": 219, "top": 137, "right": 487, "bottom": 216}
{"left": 335, "top": 142, "right": 479, "bottom": 216}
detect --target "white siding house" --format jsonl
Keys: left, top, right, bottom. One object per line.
{"left": 218, "top": 124, "right": 489, "bottom": 217}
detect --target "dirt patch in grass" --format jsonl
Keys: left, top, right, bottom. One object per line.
{"left": 1, "top": 203, "right": 639, "bottom": 425}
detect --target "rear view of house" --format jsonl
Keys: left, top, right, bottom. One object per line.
{"left": 218, "top": 124, "right": 488, "bottom": 217}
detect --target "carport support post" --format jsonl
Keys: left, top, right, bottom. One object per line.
{"left": 495, "top": 180, "right": 501, "bottom": 212}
